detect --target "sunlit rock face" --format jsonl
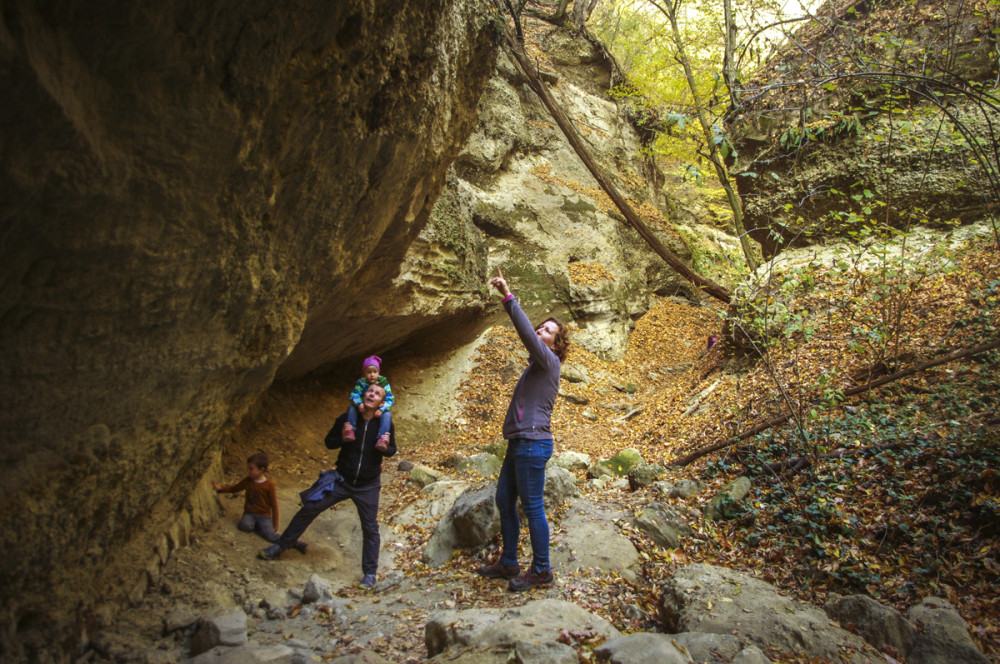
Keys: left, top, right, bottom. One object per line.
{"left": 408, "top": 21, "right": 736, "bottom": 362}
{"left": 0, "top": 0, "right": 495, "bottom": 659}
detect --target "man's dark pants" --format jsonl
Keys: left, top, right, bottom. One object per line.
{"left": 277, "top": 478, "right": 382, "bottom": 574}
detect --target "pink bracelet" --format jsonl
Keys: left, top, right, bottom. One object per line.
{"left": 502, "top": 293, "right": 514, "bottom": 303}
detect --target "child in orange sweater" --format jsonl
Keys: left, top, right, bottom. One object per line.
{"left": 213, "top": 453, "right": 281, "bottom": 543}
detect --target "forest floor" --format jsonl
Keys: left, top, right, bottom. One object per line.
{"left": 103, "top": 236, "right": 1000, "bottom": 664}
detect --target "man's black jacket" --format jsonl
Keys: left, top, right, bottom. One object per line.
{"left": 324, "top": 412, "right": 397, "bottom": 486}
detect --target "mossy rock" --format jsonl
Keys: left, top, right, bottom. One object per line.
{"left": 483, "top": 440, "right": 507, "bottom": 459}
{"left": 600, "top": 448, "right": 644, "bottom": 476}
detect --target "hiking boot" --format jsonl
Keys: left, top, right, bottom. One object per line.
{"left": 508, "top": 567, "right": 554, "bottom": 592}
{"left": 359, "top": 573, "right": 377, "bottom": 590}
{"left": 476, "top": 562, "right": 521, "bottom": 579}
{"left": 258, "top": 544, "right": 283, "bottom": 561}
{"left": 292, "top": 541, "right": 308, "bottom": 555}
{"left": 343, "top": 423, "right": 355, "bottom": 442}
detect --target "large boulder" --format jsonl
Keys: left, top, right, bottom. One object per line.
{"left": 824, "top": 593, "right": 917, "bottom": 656}
{"left": 425, "top": 599, "right": 621, "bottom": 658}
{"left": 633, "top": 503, "right": 692, "bottom": 550}
{"left": 906, "top": 597, "right": 989, "bottom": 664}
{"left": 658, "top": 564, "right": 871, "bottom": 663}
{"left": 424, "top": 485, "right": 499, "bottom": 566}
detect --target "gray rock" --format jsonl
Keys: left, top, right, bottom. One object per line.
{"left": 450, "top": 485, "right": 500, "bottom": 547}
{"left": 669, "top": 480, "right": 707, "bottom": 500}
{"left": 259, "top": 590, "right": 292, "bottom": 620}
{"left": 587, "top": 463, "right": 614, "bottom": 480}
{"left": 484, "top": 441, "right": 507, "bottom": 459}
{"left": 560, "top": 363, "right": 589, "bottom": 384}
{"left": 705, "top": 476, "right": 751, "bottom": 519}
{"left": 302, "top": 574, "right": 333, "bottom": 604}
{"left": 190, "top": 645, "right": 295, "bottom": 664}
{"left": 627, "top": 463, "right": 666, "bottom": 491}
{"left": 650, "top": 480, "right": 675, "bottom": 496}
{"left": 410, "top": 464, "right": 445, "bottom": 488}
{"left": 731, "top": 645, "right": 770, "bottom": 664}
{"left": 659, "top": 564, "right": 869, "bottom": 663}
{"left": 425, "top": 599, "right": 620, "bottom": 658}
{"left": 633, "top": 504, "right": 692, "bottom": 549}
{"left": 824, "top": 593, "right": 917, "bottom": 655}
{"left": 456, "top": 453, "right": 502, "bottom": 477}
{"left": 551, "top": 499, "right": 638, "bottom": 579}
{"left": 512, "top": 640, "right": 578, "bottom": 664}
{"left": 163, "top": 603, "right": 198, "bottom": 634}
{"left": 671, "top": 632, "right": 741, "bottom": 662}
{"left": 551, "top": 451, "right": 591, "bottom": 472}
{"left": 907, "top": 596, "right": 988, "bottom": 664}
{"left": 559, "top": 391, "right": 589, "bottom": 405}
{"left": 543, "top": 465, "right": 578, "bottom": 511}
{"left": 326, "top": 652, "right": 395, "bottom": 664}
{"left": 594, "top": 633, "right": 693, "bottom": 663}
{"left": 189, "top": 609, "right": 248, "bottom": 656}
{"left": 424, "top": 485, "right": 499, "bottom": 566}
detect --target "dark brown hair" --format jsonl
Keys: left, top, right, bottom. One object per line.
{"left": 539, "top": 317, "right": 570, "bottom": 362}
{"left": 247, "top": 453, "right": 269, "bottom": 471}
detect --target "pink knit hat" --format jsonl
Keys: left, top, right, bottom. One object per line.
{"left": 362, "top": 355, "right": 382, "bottom": 371}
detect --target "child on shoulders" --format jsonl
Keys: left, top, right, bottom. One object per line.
{"left": 342, "top": 355, "right": 394, "bottom": 450}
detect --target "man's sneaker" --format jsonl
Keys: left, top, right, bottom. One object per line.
{"left": 292, "top": 541, "right": 308, "bottom": 554}
{"left": 258, "top": 544, "right": 283, "bottom": 561}
{"left": 343, "top": 424, "right": 355, "bottom": 442}
{"left": 359, "top": 573, "right": 377, "bottom": 590}
{"left": 476, "top": 562, "right": 521, "bottom": 579}
{"left": 508, "top": 567, "right": 554, "bottom": 592}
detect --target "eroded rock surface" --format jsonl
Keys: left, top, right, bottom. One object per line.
{"left": 0, "top": 0, "right": 495, "bottom": 658}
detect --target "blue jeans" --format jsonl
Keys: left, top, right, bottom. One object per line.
{"left": 495, "top": 438, "right": 552, "bottom": 572}
{"left": 346, "top": 405, "right": 392, "bottom": 438}
{"left": 238, "top": 513, "right": 279, "bottom": 542}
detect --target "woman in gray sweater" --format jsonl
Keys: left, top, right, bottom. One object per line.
{"left": 477, "top": 268, "right": 569, "bottom": 591}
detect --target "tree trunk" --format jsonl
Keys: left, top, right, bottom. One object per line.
{"left": 652, "top": 0, "right": 761, "bottom": 271}
{"left": 571, "top": 0, "right": 600, "bottom": 29}
{"left": 552, "top": 0, "right": 570, "bottom": 21}
{"left": 501, "top": 26, "right": 732, "bottom": 303}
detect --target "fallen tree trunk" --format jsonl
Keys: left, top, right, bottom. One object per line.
{"left": 669, "top": 337, "right": 1000, "bottom": 467}
{"left": 499, "top": 22, "right": 732, "bottom": 304}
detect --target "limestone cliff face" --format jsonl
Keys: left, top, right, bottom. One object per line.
{"left": 0, "top": 1, "right": 495, "bottom": 658}
{"left": 401, "top": 21, "right": 739, "bottom": 360}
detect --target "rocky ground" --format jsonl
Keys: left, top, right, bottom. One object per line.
{"left": 86, "top": 232, "right": 1000, "bottom": 662}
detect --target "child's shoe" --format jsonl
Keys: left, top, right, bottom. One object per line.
{"left": 343, "top": 423, "right": 355, "bottom": 442}
{"left": 375, "top": 433, "right": 389, "bottom": 451}
{"left": 258, "top": 544, "right": 283, "bottom": 561}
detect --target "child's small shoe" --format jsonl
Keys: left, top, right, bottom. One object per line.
{"left": 375, "top": 433, "right": 390, "bottom": 451}
{"left": 343, "top": 423, "right": 355, "bottom": 442}
{"left": 258, "top": 544, "right": 283, "bottom": 561}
